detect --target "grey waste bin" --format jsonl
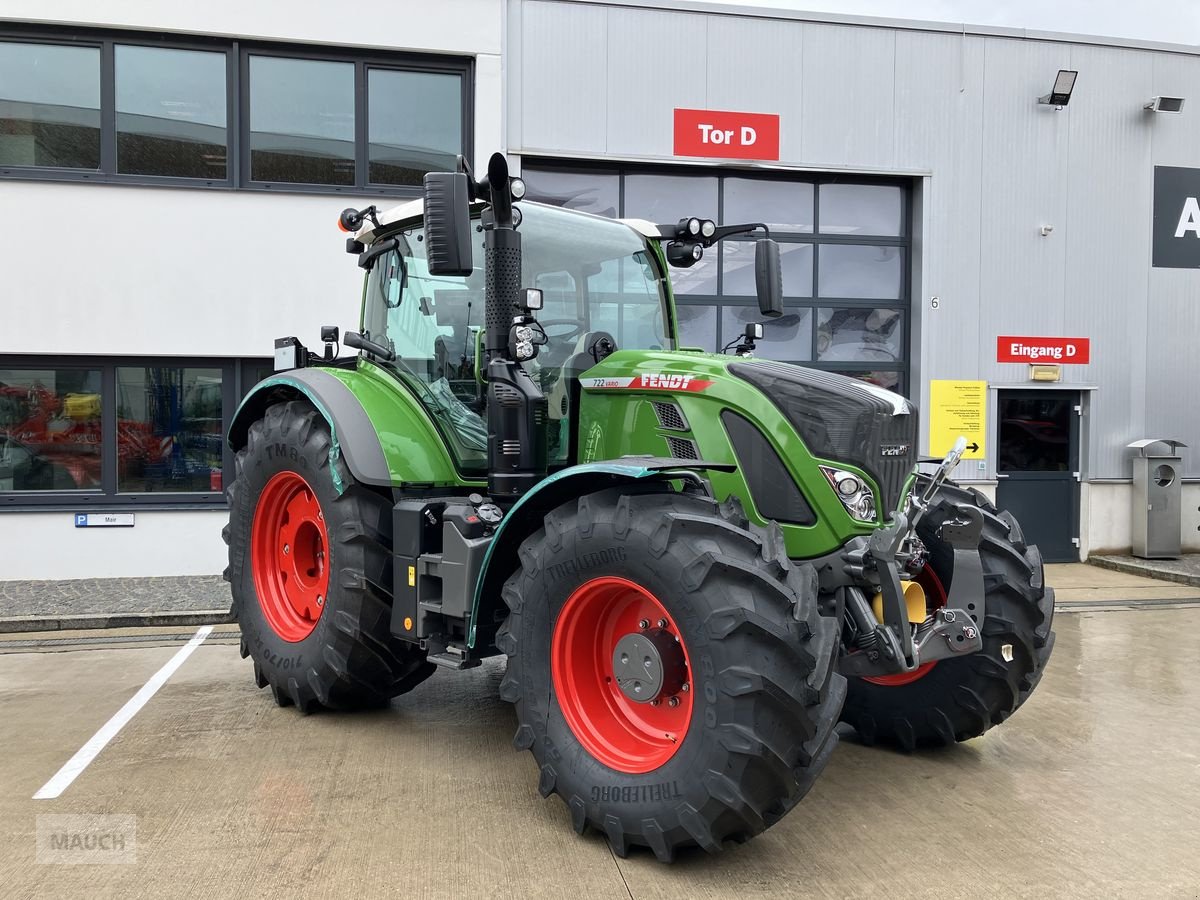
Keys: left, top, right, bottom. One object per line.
{"left": 1126, "top": 439, "right": 1187, "bottom": 559}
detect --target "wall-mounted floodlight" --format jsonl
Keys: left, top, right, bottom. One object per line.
{"left": 1038, "top": 70, "right": 1078, "bottom": 109}
{"left": 1144, "top": 96, "right": 1185, "bottom": 113}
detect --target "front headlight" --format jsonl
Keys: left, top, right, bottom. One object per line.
{"left": 820, "top": 465, "right": 878, "bottom": 523}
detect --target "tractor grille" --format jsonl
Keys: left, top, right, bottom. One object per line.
{"left": 730, "top": 360, "right": 918, "bottom": 514}
{"left": 664, "top": 436, "right": 699, "bottom": 460}
{"left": 652, "top": 401, "right": 689, "bottom": 431}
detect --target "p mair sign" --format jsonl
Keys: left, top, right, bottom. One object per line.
{"left": 673, "top": 108, "right": 780, "bottom": 161}
{"left": 996, "top": 336, "right": 1090, "bottom": 364}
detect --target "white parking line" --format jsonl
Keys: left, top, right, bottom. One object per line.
{"left": 33, "top": 625, "right": 214, "bottom": 800}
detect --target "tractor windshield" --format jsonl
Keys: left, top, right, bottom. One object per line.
{"left": 362, "top": 202, "right": 673, "bottom": 473}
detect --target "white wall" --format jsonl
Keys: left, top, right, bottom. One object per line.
{"left": 0, "top": 510, "right": 227, "bottom": 580}
{"left": 1082, "top": 482, "right": 1200, "bottom": 557}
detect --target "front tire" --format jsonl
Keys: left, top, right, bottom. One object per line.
{"left": 840, "top": 479, "right": 1055, "bottom": 749}
{"left": 498, "top": 489, "right": 845, "bottom": 861}
{"left": 224, "top": 399, "right": 434, "bottom": 711}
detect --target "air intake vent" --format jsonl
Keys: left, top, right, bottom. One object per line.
{"left": 493, "top": 383, "right": 521, "bottom": 407}
{"left": 501, "top": 439, "right": 521, "bottom": 456}
{"left": 652, "top": 401, "right": 689, "bottom": 431}
{"left": 665, "top": 436, "right": 699, "bottom": 459}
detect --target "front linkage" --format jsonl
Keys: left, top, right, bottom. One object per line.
{"left": 826, "top": 438, "right": 988, "bottom": 678}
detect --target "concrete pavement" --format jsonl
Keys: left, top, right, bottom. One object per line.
{"left": 3, "top": 607, "right": 1200, "bottom": 898}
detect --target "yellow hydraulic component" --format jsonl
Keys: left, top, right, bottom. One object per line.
{"left": 871, "top": 580, "right": 928, "bottom": 626}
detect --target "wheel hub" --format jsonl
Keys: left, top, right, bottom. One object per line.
{"left": 550, "top": 577, "right": 695, "bottom": 773}
{"left": 250, "top": 470, "right": 330, "bottom": 643}
{"left": 612, "top": 628, "right": 687, "bottom": 703}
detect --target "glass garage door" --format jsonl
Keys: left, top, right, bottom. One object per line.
{"left": 522, "top": 163, "right": 910, "bottom": 395}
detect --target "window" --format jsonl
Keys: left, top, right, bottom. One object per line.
{"left": 116, "top": 45, "right": 227, "bottom": 179}
{"left": 368, "top": 69, "right": 462, "bottom": 185}
{"left": 0, "top": 25, "right": 471, "bottom": 194}
{"left": 526, "top": 163, "right": 910, "bottom": 393}
{"left": 0, "top": 42, "right": 100, "bottom": 169}
{"left": 249, "top": 56, "right": 354, "bottom": 185}
{"left": 0, "top": 358, "right": 268, "bottom": 507}
{"left": 116, "top": 367, "right": 224, "bottom": 492}
{"left": 0, "top": 367, "right": 103, "bottom": 491}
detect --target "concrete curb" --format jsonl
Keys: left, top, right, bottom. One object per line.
{"left": 0, "top": 610, "right": 233, "bottom": 635}
{"left": 1088, "top": 556, "right": 1200, "bottom": 589}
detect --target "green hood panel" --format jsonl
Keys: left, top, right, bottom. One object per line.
{"left": 574, "top": 349, "right": 886, "bottom": 558}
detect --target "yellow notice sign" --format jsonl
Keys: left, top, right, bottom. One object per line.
{"left": 928, "top": 380, "right": 987, "bottom": 459}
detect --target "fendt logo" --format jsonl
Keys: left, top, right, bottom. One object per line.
{"left": 1153, "top": 166, "right": 1200, "bottom": 268}
{"left": 880, "top": 444, "right": 910, "bottom": 457}
{"left": 637, "top": 373, "right": 712, "bottom": 392}
{"left": 579, "top": 374, "right": 714, "bottom": 392}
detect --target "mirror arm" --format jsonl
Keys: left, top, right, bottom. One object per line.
{"left": 358, "top": 237, "right": 400, "bottom": 271}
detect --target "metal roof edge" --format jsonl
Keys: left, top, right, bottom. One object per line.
{"left": 513, "top": 147, "right": 934, "bottom": 177}
{"left": 560, "top": 0, "right": 1200, "bottom": 57}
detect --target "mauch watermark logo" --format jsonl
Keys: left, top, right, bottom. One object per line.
{"left": 36, "top": 814, "right": 137, "bottom": 865}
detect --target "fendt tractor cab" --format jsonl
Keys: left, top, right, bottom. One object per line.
{"left": 225, "top": 152, "right": 1055, "bottom": 861}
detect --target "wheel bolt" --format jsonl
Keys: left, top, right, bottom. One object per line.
{"left": 283, "top": 544, "right": 290, "bottom": 555}
{"left": 650, "top": 699, "right": 660, "bottom": 707}
{"left": 657, "top": 618, "right": 667, "bottom": 629}
{"left": 668, "top": 696, "right": 680, "bottom": 708}
{"left": 316, "top": 595, "right": 324, "bottom": 607}
{"left": 638, "top": 619, "right": 650, "bottom": 630}
{"left": 680, "top": 683, "right": 689, "bottom": 693}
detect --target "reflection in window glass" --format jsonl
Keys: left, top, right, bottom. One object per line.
{"left": 249, "top": 56, "right": 354, "bottom": 184}
{"left": 827, "top": 369, "right": 904, "bottom": 394}
{"left": 723, "top": 241, "right": 812, "bottom": 297}
{"left": 523, "top": 168, "right": 620, "bottom": 217}
{"left": 817, "top": 308, "right": 903, "bottom": 364}
{"left": 722, "top": 306, "right": 812, "bottom": 360}
{"left": 676, "top": 304, "right": 718, "bottom": 352}
{"left": 368, "top": 69, "right": 461, "bottom": 185}
{"left": 819, "top": 183, "right": 903, "bottom": 236}
{"left": 117, "top": 367, "right": 223, "bottom": 492}
{"left": 818, "top": 244, "right": 903, "bottom": 299}
{"left": 0, "top": 368, "right": 103, "bottom": 491}
{"left": 669, "top": 250, "right": 718, "bottom": 296}
{"left": 998, "top": 395, "right": 1072, "bottom": 472}
{"left": 723, "top": 178, "right": 813, "bottom": 232}
{"left": 624, "top": 174, "right": 718, "bottom": 222}
{"left": 116, "top": 45, "right": 227, "bottom": 179}
{"left": 0, "top": 43, "right": 100, "bottom": 169}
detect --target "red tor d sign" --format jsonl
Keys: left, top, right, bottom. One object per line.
{"left": 674, "top": 108, "right": 780, "bottom": 161}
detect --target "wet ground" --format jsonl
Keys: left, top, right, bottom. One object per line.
{"left": 2, "top": 607, "right": 1199, "bottom": 899}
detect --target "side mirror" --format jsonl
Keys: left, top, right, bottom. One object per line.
{"left": 754, "top": 239, "right": 784, "bottom": 318}
{"left": 423, "top": 171, "right": 473, "bottom": 276}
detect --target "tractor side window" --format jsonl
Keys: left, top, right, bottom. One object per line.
{"left": 362, "top": 236, "right": 488, "bottom": 473}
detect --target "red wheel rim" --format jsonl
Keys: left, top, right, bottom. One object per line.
{"left": 250, "top": 471, "right": 330, "bottom": 643}
{"left": 862, "top": 563, "right": 949, "bottom": 687}
{"left": 551, "top": 577, "right": 694, "bottom": 774}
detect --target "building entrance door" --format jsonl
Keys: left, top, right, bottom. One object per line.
{"left": 995, "top": 390, "right": 1081, "bottom": 562}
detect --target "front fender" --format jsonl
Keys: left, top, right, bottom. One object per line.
{"left": 468, "top": 457, "right": 732, "bottom": 649}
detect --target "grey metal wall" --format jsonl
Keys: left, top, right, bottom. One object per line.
{"left": 507, "top": 0, "right": 1200, "bottom": 479}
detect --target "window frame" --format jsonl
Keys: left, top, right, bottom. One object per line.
{"left": 0, "top": 355, "right": 269, "bottom": 511}
{"left": 0, "top": 23, "right": 473, "bottom": 197}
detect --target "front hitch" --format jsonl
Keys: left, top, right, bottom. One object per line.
{"left": 837, "top": 439, "right": 987, "bottom": 678}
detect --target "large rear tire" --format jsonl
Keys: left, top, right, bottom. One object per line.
{"left": 840, "top": 479, "right": 1055, "bottom": 749}
{"left": 224, "top": 399, "right": 434, "bottom": 711}
{"left": 498, "top": 488, "right": 845, "bottom": 861}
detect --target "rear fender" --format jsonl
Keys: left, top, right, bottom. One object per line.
{"left": 228, "top": 368, "right": 391, "bottom": 492}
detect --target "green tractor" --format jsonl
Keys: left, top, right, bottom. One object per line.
{"left": 224, "top": 152, "right": 1054, "bottom": 861}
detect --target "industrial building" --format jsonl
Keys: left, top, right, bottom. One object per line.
{"left": 1, "top": 0, "right": 1197, "bottom": 579}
